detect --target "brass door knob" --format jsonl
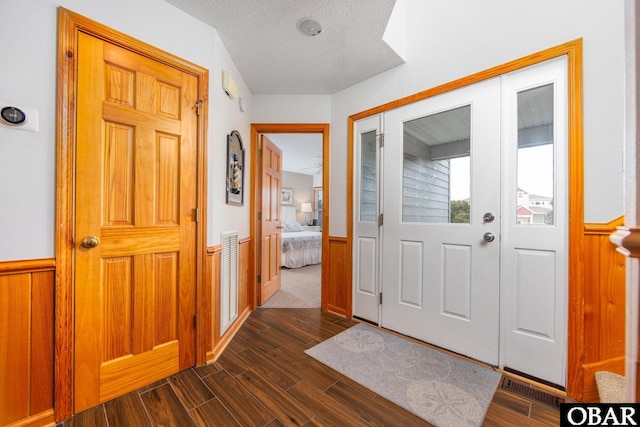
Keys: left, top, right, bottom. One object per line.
{"left": 81, "top": 235, "right": 100, "bottom": 249}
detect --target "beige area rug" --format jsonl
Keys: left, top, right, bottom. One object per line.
{"left": 305, "top": 323, "right": 502, "bottom": 427}
{"left": 260, "top": 264, "right": 321, "bottom": 308}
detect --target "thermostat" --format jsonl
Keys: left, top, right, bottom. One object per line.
{"left": 0, "top": 104, "right": 38, "bottom": 132}
{"left": 1, "top": 106, "right": 27, "bottom": 125}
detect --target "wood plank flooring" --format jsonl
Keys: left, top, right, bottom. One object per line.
{"left": 61, "top": 309, "right": 564, "bottom": 426}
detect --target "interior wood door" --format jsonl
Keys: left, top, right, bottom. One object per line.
{"left": 259, "top": 135, "right": 283, "bottom": 304}
{"left": 74, "top": 32, "right": 198, "bottom": 412}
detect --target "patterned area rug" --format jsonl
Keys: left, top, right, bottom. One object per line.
{"left": 305, "top": 323, "right": 501, "bottom": 427}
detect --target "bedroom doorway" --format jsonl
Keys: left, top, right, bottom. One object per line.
{"left": 250, "top": 124, "right": 330, "bottom": 309}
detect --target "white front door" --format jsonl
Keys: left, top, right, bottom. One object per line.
{"left": 355, "top": 57, "right": 569, "bottom": 385}
{"left": 380, "top": 78, "right": 502, "bottom": 365}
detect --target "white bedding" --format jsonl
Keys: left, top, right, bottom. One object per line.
{"left": 281, "top": 230, "right": 322, "bottom": 268}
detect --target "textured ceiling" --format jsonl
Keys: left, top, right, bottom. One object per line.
{"left": 163, "top": 0, "right": 404, "bottom": 94}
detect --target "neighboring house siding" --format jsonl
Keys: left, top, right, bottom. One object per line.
{"left": 360, "top": 130, "right": 377, "bottom": 222}
{"left": 402, "top": 133, "right": 451, "bottom": 223}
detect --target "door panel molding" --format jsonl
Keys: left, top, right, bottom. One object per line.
{"left": 347, "top": 39, "right": 584, "bottom": 397}
{"left": 56, "top": 8, "right": 208, "bottom": 420}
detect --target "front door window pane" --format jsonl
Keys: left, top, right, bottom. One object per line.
{"left": 402, "top": 105, "right": 471, "bottom": 223}
{"left": 516, "top": 84, "right": 554, "bottom": 225}
{"left": 360, "top": 130, "right": 377, "bottom": 222}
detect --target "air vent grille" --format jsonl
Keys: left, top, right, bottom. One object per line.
{"left": 220, "top": 231, "right": 239, "bottom": 335}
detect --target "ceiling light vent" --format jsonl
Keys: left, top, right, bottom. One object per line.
{"left": 298, "top": 18, "right": 322, "bottom": 37}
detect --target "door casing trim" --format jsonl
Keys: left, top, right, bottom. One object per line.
{"left": 56, "top": 8, "right": 209, "bottom": 420}
{"left": 250, "top": 124, "right": 330, "bottom": 310}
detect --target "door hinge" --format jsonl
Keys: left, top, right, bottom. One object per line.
{"left": 193, "top": 314, "right": 197, "bottom": 328}
{"left": 378, "top": 213, "right": 384, "bottom": 226}
{"left": 257, "top": 275, "right": 261, "bottom": 284}
{"left": 259, "top": 148, "right": 263, "bottom": 157}
{"left": 258, "top": 212, "right": 262, "bottom": 220}
{"left": 379, "top": 292, "right": 383, "bottom": 305}
{"left": 379, "top": 133, "right": 385, "bottom": 148}
{"left": 194, "top": 208, "right": 199, "bottom": 223}
{"left": 194, "top": 99, "right": 203, "bottom": 116}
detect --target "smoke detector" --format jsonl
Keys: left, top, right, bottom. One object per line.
{"left": 298, "top": 18, "right": 322, "bottom": 37}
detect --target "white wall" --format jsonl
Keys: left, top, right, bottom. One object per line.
{"left": 252, "top": 95, "right": 331, "bottom": 123}
{"left": 0, "top": 0, "right": 627, "bottom": 259}
{"left": 282, "top": 171, "right": 314, "bottom": 224}
{"left": 329, "top": 0, "right": 625, "bottom": 235}
{"left": 0, "top": 0, "right": 252, "bottom": 260}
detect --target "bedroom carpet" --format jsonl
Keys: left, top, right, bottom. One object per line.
{"left": 260, "top": 264, "right": 321, "bottom": 308}
{"left": 305, "top": 323, "right": 502, "bottom": 427}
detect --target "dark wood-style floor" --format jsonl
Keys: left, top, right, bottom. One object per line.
{"left": 61, "top": 309, "right": 563, "bottom": 426}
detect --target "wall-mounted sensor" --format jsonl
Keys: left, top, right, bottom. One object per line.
{"left": 0, "top": 104, "right": 38, "bottom": 132}
{"left": 1, "top": 106, "right": 27, "bottom": 125}
{"left": 222, "top": 71, "right": 239, "bottom": 99}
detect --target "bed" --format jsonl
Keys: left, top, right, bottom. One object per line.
{"left": 281, "top": 220, "right": 322, "bottom": 268}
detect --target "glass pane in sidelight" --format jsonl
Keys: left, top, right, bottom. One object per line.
{"left": 516, "top": 84, "right": 554, "bottom": 225}
{"left": 360, "top": 130, "right": 378, "bottom": 222}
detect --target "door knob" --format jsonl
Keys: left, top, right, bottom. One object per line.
{"left": 483, "top": 232, "right": 495, "bottom": 243}
{"left": 81, "top": 235, "right": 100, "bottom": 249}
{"left": 483, "top": 212, "right": 495, "bottom": 223}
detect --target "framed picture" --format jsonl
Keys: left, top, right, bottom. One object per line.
{"left": 226, "top": 130, "right": 245, "bottom": 206}
{"left": 281, "top": 188, "right": 293, "bottom": 205}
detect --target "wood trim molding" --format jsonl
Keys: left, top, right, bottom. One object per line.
{"left": 5, "top": 409, "right": 55, "bottom": 427}
{"left": 0, "top": 258, "right": 55, "bottom": 275}
{"left": 250, "top": 123, "right": 330, "bottom": 311}
{"left": 584, "top": 216, "right": 625, "bottom": 235}
{"left": 347, "top": 39, "right": 584, "bottom": 398}
{"left": 202, "top": 239, "right": 252, "bottom": 364}
{"left": 56, "top": 8, "right": 208, "bottom": 421}
{"left": 206, "top": 245, "right": 222, "bottom": 255}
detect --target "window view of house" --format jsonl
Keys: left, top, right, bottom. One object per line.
{"left": 402, "top": 105, "right": 471, "bottom": 224}
{"left": 516, "top": 84, "right": 555, "bottom": 225}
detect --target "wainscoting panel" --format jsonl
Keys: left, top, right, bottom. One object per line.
{"left": 325, "top": 236, "right": 349, "bottom": 317}
{"left": 577, "top": 218, "right": 626, "bottom": 401}
{"left": 203, "top": 238, "right": 252, "bottom": 364}
{"left": 0, "top": 259, "right": 55, "bottom": 427}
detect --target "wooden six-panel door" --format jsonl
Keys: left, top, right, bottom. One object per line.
{"left": 259, "top": 135, "right": 283, "bottom": 304}
{"left": 74, "top": 32, "right": 199, "bottom": 412}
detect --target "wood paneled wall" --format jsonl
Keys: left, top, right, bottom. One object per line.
{"left": 575, "top": 217, "right": 627, "bottom": 401}
{"left": 0, "top": 220, "right": 626, "bottom": 425}
{"left": 323, "top": 236, "right": 350, "bottom": 317}
{"left": 201, "top": 238, "right": 253, "bottom": 364}
{"left": 0, "top": 259, "right": 55, "bottom": 427}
